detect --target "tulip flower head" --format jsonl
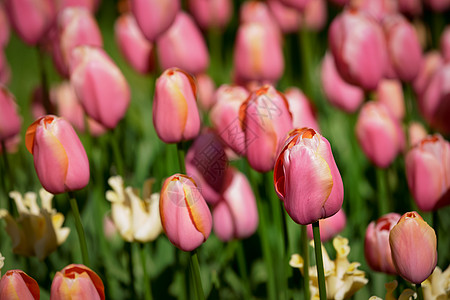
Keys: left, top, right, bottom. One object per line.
{"left": 0, "top": 269, "right": 40, "bottom": 300}
{"left": 0, "top": 86, "right": 21, "bottom": 143}
{"left": 421, "top": 265, "right": 450, "bottom": 300}
{"left": 306, "top": 208, "right": 346, "bottom": 242}
{"left": 274, "top": 128, "right": 344, "bottom": 225}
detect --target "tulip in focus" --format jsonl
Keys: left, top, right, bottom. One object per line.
{"left": 274, "top": 128, "right": 344, "bottom": 225}
{"left": 284, "top": 87, "right": 319, "bottom": 131}
{"left": 376, "top": 79, "right": 405, "bottom": 121}
{"left": 188, "top": 0, "right": 232, "bottom": 30}
{"left": 51, "top": 264, "right": 105, "bottom": 300}
{"left": 153, "top": 68, "right": 200, "bottom": 143}
{"left": 389, "top": 211, "right": 437, "bottom": 284}
{"left": 0, "top": 86, "right": 21, "bottom": 143}
{"left": 0, "top": 269, "right": 40, "bottom": 300}
{"left": 160, "top": 174, "right": 212, "bottom": 252}
{"left": 306, "top": 208, "right": 346, "bottom": 242}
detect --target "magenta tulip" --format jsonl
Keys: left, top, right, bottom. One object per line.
{"left": 302, "top": 0, "right": 327, "bottom": 32}
{"left": 284, "top": 87, "right": 319, "bottom": 131}
{"left": 413, "top": 51, "right": 443, "bottom": 97}
{"left": 239, "top": 1, "right": 278, "bottom": 26}
{"left": 306, "top": 208, "right": 346, "bottom": 242}
{"left": 0, "top": 87, "right": 21, "bottom": 143}
{"left": 0, "top": 270, "right": 40, "bottom": 300}
{"left": 424, "top": 0, "right": 450, "bottom": 12}
{"left": 349, "top": 0, "right": 398, "bottom": 21}
{"left": 188, "top": 0, "right": 233, "bottom": 30}
{"left": 56, "top": 0, "right": 100, "bottom": 12}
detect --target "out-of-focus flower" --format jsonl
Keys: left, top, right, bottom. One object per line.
{"left": 405, "top": 134, "right": 450, "bottom": 211}
{"left": 188, "top": 0, "right": 232, "bottom": 30}
{"left": 56, "top": 0, "right": 101, "bottom": 12}
{"left": 280, "top": 0, "right": 312, "bottom": 12}
{"left": 413, "top": 51, "right": 443, "bottom": 97}
{"left": 422, "top": 265, "right": 450, "bottom": 300}
{"left": 369, "top": 280, "right": 416, "bottom": 300}
{"left": 0, "top": 4, "right": 10, "bottom": 49}
{"left": 425, "top": 0, "right": 450, "bottom": 12}
{"left": 103, "top": 214, "right": 117, "bottom": 240}
{"left": 25, "top": 115, "right": 90, "bottom": 194}
{"left": 267, "top": 0, "right": 301, "bottom": 34}
{"left": 376, "top": 79, "right": 405, "bottom": 121}
{"left": 106, "top": 176, "right": 162, "bottom": 243}
{"left": 0, "top": 253, "right": 4, "bottom": 276}
{"left": 0, "top": 86, "right": 21, "bottom": 143}
{"left": 51, "top": 264, "right": 104, "bottom": 300}
{"left": 159, "top": 174, "right": 212, "bottom": 251}
{"left": 274, "top": 128, "right": 344, "bottom": 225}
{"left": 389, "top": 211, "right": 437, "bottom": 284}
{"left": 408, "top": 121, "right": 427, "bottom": 148}
{"left": 0, "top": 51, "right": 10, "bottom": 85}
{"left": 398, "top": 0, "right": 422, "bottom": 17}
{"left": 349, "top": 0, "right": 398, "bottom": 21}
{"left": 284, "top": 87, "right": 319, "bottom": 131}
{"left": 302, "top": 0, "right": 327, "bottom": 32}
{"left": 196, "top": 73, "right": 216, "bottom": 112}
{"left": 240, "top": 1, "right": 278, "bottom": 26}
{"left": 0, "top": 189, "right": 70, "bottom": 260}
{"left": 0, "top": 269, "right": 40, "bottom": 300}
{"left": 153, "top": 68, "right": 200, "bottom": 143}
{"left": 441, "top": 26, "right": 450, "bottom": 62}
{"left": 290, "top": 236, "right": 368, "bottom": 300}
{"left": 306, "top": 208, "right": 346, "bottom": 242}
{"left": 0, "top": 134, "right": 20, "bottom": 154}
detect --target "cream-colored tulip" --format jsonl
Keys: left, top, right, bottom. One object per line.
{"left": 0, "top": 189, "right": 70, "bottom": 260}
{"left": 106, "top": 176, "right": 162, "bottom": 243}
{"left": 369, "top": 280, "right": 416, "bottom": 300}
{"left": 0, "top": 253, "right": 4, "bottom": 276}
{"left": 290, "top": 236, "right": 368, "bottom": 300}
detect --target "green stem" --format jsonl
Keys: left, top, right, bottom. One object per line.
{"left": 300, "top": 225, "right": 311, "bottom": 300}
{"left": 176, "top": 142, "right": 186, "bottom": 174}
{"left": 235, "top": 240, "right": 251, "bottom": 298}
{"left": 37, "top": 46, "right": 54, "bottom": 115}
{"left": 68, "top": 195, "right": 90, "bottom": 267}
{"left": 376, "top": 167, "right": 389, "bottom": 216}
{"left": 312, "top": 221, "right": 326, "bottom": 300}
{"left": 110, "top": 129, "right": 125, "bottom": 177}
{"left": 126, "top": 242, "right": 136, "bottom": 299}
{"left": 189, "top": 250, "right": 205, "bottom": 300}
{"left": 208, "top": 26, "right": 223, "bottom": 83}
{"left": 298, "top": 26, "right": 314, "bottom": 98}
{"left": 140, "top": 243, "right": 153, "bottom": 300}
{"left": 416, "top": 283, "right": 424, "bottom": 300}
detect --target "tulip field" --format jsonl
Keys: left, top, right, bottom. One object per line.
{"left": 1, "top": 0, "right": 450, "bottom": 299}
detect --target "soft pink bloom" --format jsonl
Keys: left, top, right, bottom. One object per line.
{"left": 131, "top": 0, "right": 180, "bottom": 42}
{"left": 70, "top": 46, "right": 130, "bottom": 129}
{"left": 376, "top": 79, "right": 405, "bottom": 120}
{"left": 56, "top": 0, "right": 100, "bottom": 12}
{"left": 320, "top": 52, "right": 364, "bottom": 112}
{"left": 405, "top": 134, "right": 450, "bottom": 211}
{"left": 284, "top": 87, "right": 319, "bottom": 131}
{"left": 397, "top": 0, "right": 422, "bottom": 17}
{"left": 0, "top": 50, "right": 10, "bottom": 85}
{"left": 424, "top": 0, "right": 450, "bottom": 12}
{"left": 188, "top": 0, "right": 233, "bottom": 30}
{"left": 240, "top": 1, "right": 278, "bottom": 27}
{"left": 0, "top": 4, "right": 10, "bottom": 49}
{"left": 0, "top": 270, "right": 40, "bottom": 300}
{"left": 51, "top": 264, "right": 104, "bottom": 300}
{"left": 0, "top": 86, "right": 21, "bottom": 143}
{"left": 364, "top": 213, "right": 400, "bottom": 275}
{"left": 213, "top": 167, "right": 258, "bottom": 241}
{"left": 25, "top": 115, "right": 90, "bottom": 194}
{"left": 413, "top": 51, "right": 443, "bottom": 97}
{"left": 274, "top": 128, "right": 344, "bottom": 225}
{"left": 306, "top": 208, "right": 346, "bottom": 242}
{"left": 0, "top": 134, "right": 20, "bottom": 154}
{"left": 302, "top": 0, "right": 327, "bottom": 31}
{"left": 160, "top": 174, "right": 212, "bottom": 251}
{"left": 196, "top": 73, "right": 216, "bottom": 112}
{"left": 349, "top": 0, "right": 398, "bottom": 21}
{"left": 157, "top": 12, "right": 209, "bottom": 75}
{"left": 389, "top": 211, "right": 437, "bottom": 284}
{"left": 356, "top": 101, "right": 405, "bottom": 168}
{"left": 267, "top": 0, "right": 301, "bottom": 34}
{"left": 279, "top": 0, "right": 313, "bottom": 12}
{"left": 408, "top": 121, "right": 427, "bottom": 147}
{"left": 240, "top": 85, "right": 292, "bottom": 172}
{"left": 441, "top": 26, "right": 450, "bottom": 62}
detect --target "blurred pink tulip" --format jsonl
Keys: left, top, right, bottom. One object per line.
{"left": 320, "top": 52, "right": 364, "bottom": 113}
{"left": 196, "top": 73, "right": 216, "bottom": 112}
{"left": 284, "top": 87, "right": 319, "bottom": 131}
{"left": 306, "top": 208, "right": 346, "bottom": 242}
{"left": 413, "top": 51, "right": 443, "bottom": 97}
{"left": 213, "top": 167, "right": 258, "bottom": 241}
{"left": 240, "top": 1, "right": 278, "bottom": 26}
{"left": 56, "top": 0, "right": 100, "bottom": 12}
{"left": 274, "top": 128, "right": 344, "bottom": 225}
{"left": 25, "top": 115, "right": 90, "bottom": 194}
{"left": 0, "top": 4, "right": 10, "bottom": 49}
{"left": 267, "top": 0, "right": 301, "bottom": 34}
{"left": 425, "top": 0, "right": 450, "bottom": 12}
{"left": 408, "top": 121, "right": 427, "bottom": 147}
{"left": 279, "top": 0, "right": 313, "bottom": 11}
{"left": 188, "top": 0, "right": 233, "bottom": 30}
{"left": 70, "top": 46, "right": 130, "bottom": 129}
{"left": 240, "top": 85, "right": 292, "bottom": 172}
{"left": 356, "top": 101, "right": 405, "bottom": 168}
{"left": 397, "top": 0, "right": 422, "bottom": 17}
{"left": 349, "top": 0, "right": 398, "bottom": 21}
{"left": 160, "top": 174, "right": 212, "bottom": 251}
{"left": 131, "top": 0, "right": 180, "bottom": 42}
{"left": 0, "top": 270, "right": 40, "bottom": 300}
{"left": 376, "top": 79, "right": 405, "bottom": 120}
{"left": 364, "top": 213, "right": 400, "bottom": 274}
{"left": 303, "top": 0, "right": 327, "bottom": 31}
{"left": 389, "top": 211, "right": 437, "bottom": 284}
{"left": 405, "top": 134, "right": 450, "bottom": 211}
{"left": 0, "top": 134, "right": 20, "bottom": 154}
{"left": 157, "top": 12, "right": 209, "bottom": 75}
{"left": 115, "top": 13, "right": 155, "bottom": 74}
{"left": 441, "top": 26, "right": 450, "bottom": 62}
{"left": 153, "top": 68, "right": 200, "bottom": 143}
{"left": 0, "top": 87, "right": 21, "bottom": 143}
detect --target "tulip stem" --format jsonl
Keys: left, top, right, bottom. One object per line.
{"left": 176, "top": 142, "right": 186, "bottom": 174}
{"left": 235, "top": 240, "right": 252, "bottom": 299}
{"left": 140, "top": 243, "right": 153, "bottom": 300}
{"left": 208, "top": 26, "right": 223, "bottom": 83}
{"left": 36, "top": 46, "right": 54, "bottom": 114}
{"left": 376, "top": 167, "right": 389, "bottom": 216}
{"left": 126, "top": 242, "right": 136, "bottom": 299}
{"left": 301, "top": 225, "right": 311, "bottom": 300}
{"left": 312, "top": 221, "right": 327, "bottom": 300}
{"left": 68, "top": 195, "right": 90, "bottom": 267}
{"left": 189, "top": 250, "right": 205, "bottom": 300}
{"left": 110, "top": 129, "right": 125, "bottom": 177}
{"left": 416, "top": 283, "right": 424, "bottom": 300}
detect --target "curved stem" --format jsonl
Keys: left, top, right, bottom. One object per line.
{"left": 300, "top": 225, "right": 311, "bottom": 300}
{"left": 68, "top": 194, "right": 90, "bottom": 267}
{"left": 176, "top": 142, "right": 186, "bottom": 174}
{"left": 140, "top": 243, "right": 153, "bottom": 300}
{"left": 416, "top": 283, "right": 424, "bottom": 300}
{"left": 312, "top": 221, "right": 326, "bottom": 300}
{"left": 189, "top": 250, "right": 205, "bottom": 300}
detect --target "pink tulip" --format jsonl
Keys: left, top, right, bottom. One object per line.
{"left": 306, "top": 208, "right": 346, "bottom": 242}
{"left": 389, "top": 211, "right": 437, "bottom": 284}
{"left": 349, "top": 0, "right": 398, "bottom": 21}
{"left": 279, "top": 0, "right": 313, "bottom": 12}
{"left": 0, "top": 87, "right": 21, "bottom": 143}
{"left": 196, "top": 73, "right": 216, "bottom": 112}
{"left": 157, "top": 12, "right": 209, "bottom": 75}
{"left": 356, "top": 101, "right": 405, "bottom": 168}
{"left": 408, "top": 121, "right": 427, "bottom": 147}
{"left": 160, "top": 174, "right": 212, "bottom": 251}
{"left": 405, "top": 134, "right": 450, "bottom": 211}
{"left": 188, "top": 0, "right": 232, "bottom": 30}
{"left": 240, "top": 85, "right": 292, "bottom": 172}
{"left": 51, "top": 264, "right": 105, "bottom": 300}
{"left": 424, "top": 0, "right": 450, "bottom": 12}
{"left": 376, "top": 79, "right": 405, "bottom": 120}
{"left": 70, "top": 46, "right": 130, "bottom": 129}
{"left": 413, "top": 51, "right": 443, "bottom": 97}
{"left": 56, "top": 0, "right": 100, "bottom": 12}
{"left": 240, "top": 1, "right": 278, "bottom": 27}
{"left": 303, "top": 0, "right": 327, "bottom": 32}
{"left": 25, "top": 115, "right": 90, "bottom": 194}
{"left": 213, "top": 167, "right": 258, "bottom": 241}
{"left": 398, "top": 0, "right": 422, "bottom": 17}
{"left": 329, "top": 8, "right": 388, "bottom": 90}
{"left": 267, "top": 0, "right": 301, "bottom": 34}
{"left": 320, "top": 52, "right": 364, "bottom": 113}
{"left": 153, "top": 68, "right": 200, "bottom": 143}
{"left": 441, "top": 26, "right": 450, "bottom": 62}
{"left": 274, "top": 128, "right": 344, "bottom": 225}
{"left": 131, "top": 0, "right": 180, "bottom": 42}
{"left": 0, "top": 4, "right": 10, "bottom": 49}
{"left": 0, "top": 270, "right": 40, "bottom": 300}
{"left": 115, "top": 13, "right": 155, "bottom": 74}
{"left": 284, "top": 87, "right": 319, "bottom": 131}
{"left": 364, "top": 213, "right": 400, "bottom": 275}
{"left": 0, "top": 134, "right": 20, "bottom": 154}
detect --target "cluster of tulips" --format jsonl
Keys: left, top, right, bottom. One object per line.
{"left": 0, "top": 0, "right": 450, "bottom": 299}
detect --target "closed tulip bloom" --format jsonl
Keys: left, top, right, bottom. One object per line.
{"left": 389, "top": 211, "right": 437, "bottom": 284}
{"left": 405, "top": 135, "right": 450, "bottom": 211}
{"left": 441, "top": 26, "right": 450, "bottom": 62}
{"left": 284, "top": 87, "right": 319, "bottom": 131}
{"left": 413, "top": 51, "right": 443, "bottom": 97}
{"left": 303, "top": 0, "right": 327, "bottom": 32}
{"left": 306, "top": 208, "right": 346, "bottom": 242}
{"left": 240, "top": 85, "right": 292, "bottom": 172}
{"left": 51, "top": 264, "right": 104, "bottom": 300}
{"left": 398, "top": 0, "right": 422, "bottom": 17}
{"left": 188, "top": 0, "right": 232, "bottom": 30}
{"left": 0, "top": 87, "right": 21, "bottom": 142}
{"left": 0, "top": 4, "right": 10, "bottom": 49}
{"left": 274, "top": 128, "right": 344, "bottom": 225}
{"left": 279, "top": 0, "right": 312, "bottom": 11}
{"left": 25, "top": 115, "right": 89, "bottom": 194}
{"left": 408, "top": 122, "right": 427, "bottom": 147}
{"left": 376, "top": 79, "right": 405, "bottom": 121}
{"left": 349, "top": 0, "right": 398, "bottom": 21}
{"left": 364, "top": 213, "right": 400, "bottom": 274}
{"left": 240, "top": 1, "right": 277, "bottom": 26}
{"left": 56, "top": 0, "right": 100, "bottom": 12}
{"left": 425, "top": 0, "right": 450, "bottom": 12}
{"left": 267, "top": 0, "right": 301, "bottom": 34}
{"left": 196, "top": 73, "right": 216, "bottom": 112}
{"left": 321, "top": 52, "right": 364, "bottom": 113}
{"left": 0, "top": 270, "right": 40, "bottom": 300}
{"left": 153, "top": 68, "right": 200, "bottom": 143}
{"left": 160, "top": 174, "right": 212, "bottom": 252}
{"left": 70, "top": 46, "right": 130, "bottom": 129}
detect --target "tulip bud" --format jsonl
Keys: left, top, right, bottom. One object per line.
{"left": 364, "top": 213, "right": 400, "bottom": 275}
{"left": 267, "top": 0, "right": 301, "bottom": 34}
{"left": 160, "top": 174, "right": 212, "bottom": 251}
{"left": 51, "top": 264, "right": 105, "bottom": 300}
{"left": 0, "top": 87, "right": 21, "bottom": 143}
{"left": 441, "top": 26, "right": 450, "bottom": 62}
{"left": 284, "top": 87, "right": 319, "bottom": 131}
{"left": 70, "top": 45, "right": 130, "bottom": 129}
{"left": 376, "top": 79, "right": 405, "bottom": 121}
{"left": 196, "top": 73, "right": 216, "bottom": 112}
{"left": 0, "top": 270, "right": 40, "bottom": 300}
{"left": 424, "top": 0, "right": 450, "bottom": 12}
{"left": 240, "top": 85, "right": 293, "bottom": 172}
{"left": 240, "top": 1, "right": 278, "bottom": 26}
{"left": 413, "top": 51, "right": 443, "bottom": 97}
{"left": 0, "top": 4, "right": 10, "bottom": 49}
{"left": 349, "top": 0, "right": 398, "bottom": 21}
{"left": 306, "top": 208, "right": 346, "bottom": 242}
{"left": 398, "top": 0, "right": 422, "bottom": 17}
{"left": 153, "top": 68, "right": 200, "bottom": 143}
{"left": 25, "top": 115, "right": 89, "bottom": 194}
{"left": 389, "top": 211, "right": 437, "bottom": 284}
{"left": 303, "top": 0, "right": 327, "bottom": 32}
{"left": 280, "top": 0, "right": 312, "bottom": 11}
{"left": 57, "top": 0, "right": 100, "bottom": 12}
{"left": 274, "top": 128, "right": 344, "bottom": 225}
{"left": 408, "top": 121, "right": 427, "bottom": 147}
{"left": 188, "top": 0, "right": 232, "bottom": 30}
